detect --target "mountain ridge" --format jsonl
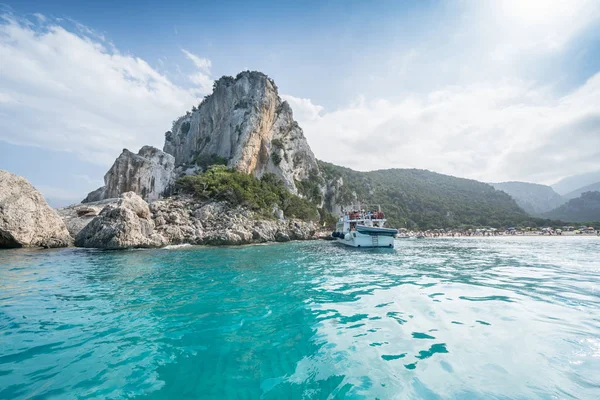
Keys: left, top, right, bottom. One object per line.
{"left": 489, "top": 181, "right": 565, "bottom": 215}
{"left": 563, "top": 181, "right": 600, "bottom": 200}
{"left": 551, "top": 171, "right": 600, "bottom": 195}
{"left": 542, "top": 191, "right": 600, "bottom": 223}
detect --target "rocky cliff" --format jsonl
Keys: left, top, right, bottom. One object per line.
{"left": 0, "top": 170, "right": 72, "bottom": 248}
{"left": 164, "top": 71, "right": 319, "bottom": 193}
{"left": 83, "top": 145, "right": 175, "bottom": 203}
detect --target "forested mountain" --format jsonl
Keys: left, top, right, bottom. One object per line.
{"left": 542, "top": 191, "right": 600, "bottom": 223}
{"left": 563, "top": 181, "right": 600, "bottom": 200}
{"left": 490, "top": 181, "right": 565, "bottom": 215}
{"left": 552, "top": 171, "right": 600, "bottom": 195}
{"left": 318, "top": 162, "right": 534, "bottom": 229}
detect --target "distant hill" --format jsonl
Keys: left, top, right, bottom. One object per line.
{"left": 319, "top": 162, "right": 530, "bottom": 229}
{"left": 551, "top": 171, "right": 600, "bottom": 195}
{"left": 563, "top": 181, "right": 600, "bottom": 200}
{"left": 542, "top": 191, "right": 600, "bottom": 223}
{"left": 490, "top": 181, "right": 565, "bottom": 215}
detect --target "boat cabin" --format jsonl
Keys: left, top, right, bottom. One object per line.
{"left": 335, "top": 205, "right": 387, "bottom": 234}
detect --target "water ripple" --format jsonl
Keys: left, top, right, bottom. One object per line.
{"left": 0, "top": 237, "right": 599, "bottom": 399}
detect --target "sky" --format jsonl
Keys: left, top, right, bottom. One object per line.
{"left": 1, "top": 0, "right": 599, "bottom": 206}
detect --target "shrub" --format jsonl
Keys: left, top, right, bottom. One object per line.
{"left": 271, "top": 138, "right": 284, "bottom": 150}
{"left": 181, "top": 121, "right": 191, "bottom": 135}
{"left": 271, "top": 152, "right": 282, "bottom": 166}
{"left": 296, "top": 169, "right": 324, "bottom": 204}
{"left": 176, "top": 167, "right": 319, "bottom": 221}
{"left": 193, "top": 153, "right": 228, "bottom": 169}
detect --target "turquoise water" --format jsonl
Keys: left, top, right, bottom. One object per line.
{"left": 1, "top": 238, "right": 599, "bottom": 399}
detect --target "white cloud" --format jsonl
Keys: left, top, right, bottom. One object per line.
{"left": 287, "top": 73, "right": 600, "bottom": 184}
{"left": 182, "top": 49, "right": 213, "bottom": 94}
{"left": 0, "top": 15, "right": 199, "bottom": 166}
{"left": 189, "top": 71, "right": 214, "bottom": 95}
{"left": 482, "top": 0, "right": 600, "bottom": 63}
{"left": 182, "top": 49, "right": 211, "bottom": 72}
{"left": 281, "top": 95, "right": 323, "bottom": 121}
{"left": 32, "top": 13, "right": 46, "bottom": 22}
{"left": 493, "top": 0, "right": 600, "bottom": 51}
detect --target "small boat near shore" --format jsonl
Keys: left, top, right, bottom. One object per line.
{"left": 331, "top": 205, "right": 398, "bottom": 248}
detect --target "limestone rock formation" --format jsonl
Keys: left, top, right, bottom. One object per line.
{"left": 83, "top": 146, "right": 175, "bottom": 203}
{"left": 56, "top": 199, "right": 118, "bottom": 237}
{"left": 75, "top": 192, "right": 167, "bottom": 249}
{"left": 0, "top": 170, "right": 72, "bottom": 248}
{"left": 72, "top": 192, "right": 318, "bottom": 249}
{"left": 149, "top": 196, "right": 318, "bottom": 246}
{"left": 164, "top": 71, "right": 319, "bottom": 193}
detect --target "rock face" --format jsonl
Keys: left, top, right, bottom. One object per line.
{"left": 150, "top": 197, "right": 318, "bottom": 245}
{"left": 0, "top": 170, "right": 72, "bottom": 248}
{"left": 75, "top": 192, "right": 166, "bottom": 249}
{"left": 72, "top": 192, "right": 318, "bottom": 249}
{"left": 83, "top": 146, "right": 175, "bottom": 203}
{"left": 164, "top": 71, "right": 319, "bottom": 193}
{"left": 56, "top": 199, "right": 118, "bottom": 237}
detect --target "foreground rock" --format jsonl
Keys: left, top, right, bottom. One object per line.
{"left": 83, "top": 146, "right": 175, "bottom": 203}
{"left": 71, "top": 191, "right": 318, "bottom": 249}
{"left": 75, "top": 192, "right": 166, "bottom": 249}
{"left": 56, "top": 199, "right": 119, "bottom": 237}
{"left": 0, "top": 170, "right": 72, "bottom": 248}
{"left": 150, "top": 197, "right": 318, "bottom": 245}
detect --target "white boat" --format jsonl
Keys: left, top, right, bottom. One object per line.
{"left": 331, "top": 205, "right": 398, "bottom": 248}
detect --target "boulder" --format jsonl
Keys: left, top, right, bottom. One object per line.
{"left": 0, "top": 170, "right": 72, "bottom": 248}
{"left": 75, "top": 192, "right": 167, "bottom": 249}
{"left": 56, "top": 199, "right": 118, "bottom": 237}
{"left": 83, "top": 146, "right": 175, "bottom": 203}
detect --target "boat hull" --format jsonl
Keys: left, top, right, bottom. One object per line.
{"left": 335, "top": 231, "right": 395, "bottom": 248}
{"left": 356, "top": 225, "right": 398, "bottom": 236}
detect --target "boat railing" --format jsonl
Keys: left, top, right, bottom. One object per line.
{"left": 342, "top": 211, "right": 385, "bottom": 221}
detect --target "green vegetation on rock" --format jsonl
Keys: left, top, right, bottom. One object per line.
{"left": 193, "top": 153, "right": 228, "bottom": 169}
{"left": 270, "top": 152, "right": 282, "bottom": 166}
{"left": 296, "top": 168, "right": 324, "bottom": 205}
{"left": 176, "top": 166, "right": 319, "bottom": 221}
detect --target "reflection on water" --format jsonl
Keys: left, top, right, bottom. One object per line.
{"left": 0, "top": 237, "right": 599, "bottom": 399}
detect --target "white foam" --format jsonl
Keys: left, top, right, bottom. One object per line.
{"left": 163, "top": 244, "right": 192, "bottom": 250}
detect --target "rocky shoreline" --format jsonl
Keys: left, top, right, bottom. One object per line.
{"left": 1, "top": 169, "right": 321, "bottom": 250}
{"left": 65, "top": 192, "right": 320, "bottom": 249}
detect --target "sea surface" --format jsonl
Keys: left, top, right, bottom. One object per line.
{"left": 0, "top": 237, "right": 599, "bottom": 399}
